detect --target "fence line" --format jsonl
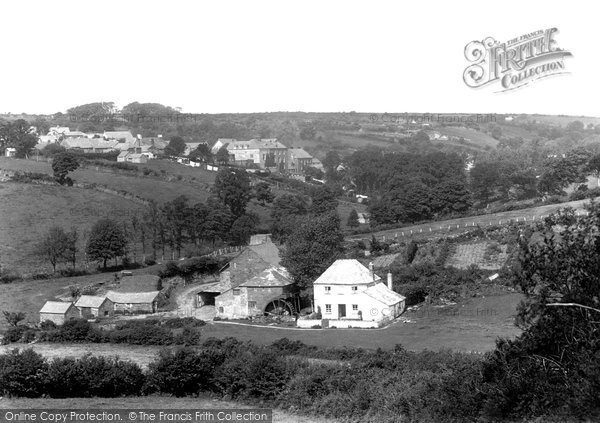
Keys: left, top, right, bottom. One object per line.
{"left": 355, "top": 209, "right": 591, "bottom": 243}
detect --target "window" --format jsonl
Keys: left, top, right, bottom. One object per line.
{"left": 218, "top": 307, "right": 224, "bottom": 313}
{"left": 325, "top": 304, "right": 332, "bottom": 314}
{"left": 248, "top": 301, "right": 257, "bottom": 308}
{"left": 233, "top": 289, "right": 240, "bottom": 296}
{"left": 351, "top": 286, "right": 358, "bottom": 292}
{"left": 352, "top": 304, "right": 358, "bottom": 311}
{"left": 325, "top": 286, "right": 331, "bottom": 293}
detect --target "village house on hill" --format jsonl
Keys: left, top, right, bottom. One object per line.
{"left": 39, "top": 301, "right": 80, "bottom": 325}
{"left": 200, "top": 234, "right": 297, "bottom": 319}
{"left": 298, "top": 259, "right": 406, "bottom": 328}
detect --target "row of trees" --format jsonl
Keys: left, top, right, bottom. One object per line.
{"left": 0, "top": 119, "right": 38, "bottom": 158}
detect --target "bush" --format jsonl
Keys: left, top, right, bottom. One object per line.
{"left": 146, "top": 348, "right": 218, "bottom": 396}
{"left": 0, "top": 269, "right": 22, "bottom": 284}
{"left": 45, "top": 355, "right": 145, "bottom": 398}
{"left": 2, "top": 326, "right": 27, "bottom": 344}
{"left": 40, "top": 320, "right": 57, "bottom": 330}
{"left": 59, "top": 319, "right": 94, "bottom": 341}
{"left": 0, "top": 349, "right": 48, "bottom": 397}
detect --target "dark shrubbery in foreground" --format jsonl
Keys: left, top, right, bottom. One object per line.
{"left": 1, "top": 336, "right": 597, "bottom": 422}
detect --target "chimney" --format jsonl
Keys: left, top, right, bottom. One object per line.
{"left": 387, "top": 272, "right": 393, "bottom": 290}
{"left": 369, "top": 262, "right": 374, "bottom": 281}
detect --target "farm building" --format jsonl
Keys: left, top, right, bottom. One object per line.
{"left": 4, "top": 148, "right": 16, "bottom": 158}
{"left": 300, "top": 259, "right": 405, "bottom": 328}
{"left": 74, "top": 295, "right": 114, "bottom": 318}
{"left": 39, "top": 301, "right": 80, "bottom": 325}
{"left": 106, "top": 291, "right": 160, "bottom": 314}
{"left": 206, "top": 234, "right": 297, "bottom": 319}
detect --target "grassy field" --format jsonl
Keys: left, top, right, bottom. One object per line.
{"left": 446, "top": 242, "right": 509, "bottom": 270}
{"left": 0, "top": 397, "right": 332, "bottom": 423}
{"left": 0, "top": 183, "right": 144, "bottom": 274}
{"left": 440, "top": 127, "right": 499, "bottom": 148}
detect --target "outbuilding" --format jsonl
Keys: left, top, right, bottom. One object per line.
{"left": 106, "top": 291, "right": 160, "bottom": 314}
{"left": 39, "top": 301, "right": 80, "bottom": 325}
{"left": 74, "top": 295, "right": 114, "bottom": 319}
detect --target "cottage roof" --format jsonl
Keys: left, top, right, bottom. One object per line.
{"left": 239, "top": 266, "right": 293, "bottom": 287}
{"left": 40, "top": 301, "right": 74, "bottom": 314}
{"left": 106, "top": 291, "right": 160, "bottom": 304}
{"left": 249, "top": 234, "right": 271, "bottom": 245}
{"left": 74, "top": 295, "right": 108, "bottom": 308}
{"left": 363, "top": 282, "right": 406, "bottom": 306}
{"left": 61, "top": 137, "right": 118, "bottom": 150}
{"left": 288, "top": 148, "right": 312, "bottom": 159}
{"left": 104, "top": 131, "right": 135, "bottom": 142}
{"left": 247, "top": 240, "right": 280, "bottom": 267}
{"left": 370, "top": 253, "right": 401, "bottom": 269}
{"left": 313, "top": 259, "right": 381, "bottom": 285}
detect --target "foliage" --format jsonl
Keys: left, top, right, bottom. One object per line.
{"left": 281, "top": 212, "right": 344, "bottom": 289}
{"left": 213, "top": 168, "right": 251, "bottom": 217}
{"left": 346, "top": 208, "right": 359, "bottom": 228}
{"left": 35, "top": 226, "right": 71, "bottom": 272}
{"left": 3, "top": 311, "right": 26, "bottom": 327}
{"left": 86, "top": 218, "right": 128, "bottom": 269}
{"left": 51, "top": 152, "right": 80, "bottom": 186}
{"left": 0, "top": 119, "right": 38, "bottom": 158}
{"left": 164, "top": 136, "right": 186, "bottom": 156}
{"left": 254, "top": 182, "right": 274, "bottom": 205}
{"left": 0, "top": 349, "right": 48, "bottom": 397}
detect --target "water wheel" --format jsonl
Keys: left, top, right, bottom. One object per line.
{"left": 264, "top": 298, "right": 295, "bottom": 317}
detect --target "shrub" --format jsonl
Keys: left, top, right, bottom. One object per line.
{"left": 0, "top": 269, "right": 22, "bottom": 284}
{"left": 146, "top": 348, "right": 218, "bottom": 396}
{"left": 2, "top": 326, "right": 27, "bottom": 344}
{"left": 59, "top": 319, "right": 93, "bottom": 341}
{"left": 46, "top": 355, "right": 144, "bottom": 398}
{"left": 0, "top": 349, "right": 48, "bottom": 397}
{"left": 40, "top": 320, "right": 57, "bottom": 330}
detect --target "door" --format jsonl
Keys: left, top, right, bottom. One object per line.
{"left": 338, "top": 304, "right": 346, "bottom": 319}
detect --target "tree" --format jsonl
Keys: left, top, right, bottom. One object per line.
{"left": 585, "top": 153, "right": 600, "bottom": 186}
{"left": 264, "top": 152, "right": 276, "bottom": 167}
{"left": 64, "top": 228, "right": 78, "bottom": 268}
{"left": 482, "top": 204, "right": 600, "bottom": 417}
{"left": 431, "top": 178, "right": 472, "bottom": 216}
{"left": 202, "top": 198, "right": 234, "bottom": 245}
{"left": 0, "top": 119, "right": 37, "bottom": 158}
{"left": 35, "top": 226, "right": 70, "bottom": 272}
{"left": 52, "top": 152, "right": 79, "bottom": 185}
{"left": 188, "top": 144, "right": 212, "bottom": 162}
{"left": 310, "top": 185, "right": 338, "bottom": 215}
{"left": 281, "top": 212, "right": 344, "bottom": 289}
{"left": 215, "top": 146, "right": 230, "bottom": 165}
{"left": 270, "top": 194, "right": 309, "bottom": 241}
{"left": 213, "top": 168, "right": 251, "bottom": 217}
{"left": 254, "top": 182, "right": 274, "bottom": 205}
{"left": 86, "top": 219, "right": 128, "bottom": 269}
{"left": 2, "top": 311, "right": 25, "bottom": 327}
{"left": 346, "top": 208, "right": 359, "bottom": 228}
{"left": 229, "top": 213, "right": 259, "bottom": 245}
{"left": 165, "top": 136, "right": 186, "bottom": 156}
{"left": 162, "top": 196, "right": 190, "bottom": 258}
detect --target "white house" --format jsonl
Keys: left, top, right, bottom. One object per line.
{"left": 4, "top": 148, "right": 17, "bottom": 158}
{"left": 301, "top": 259, "right": 405, "bottom": 328}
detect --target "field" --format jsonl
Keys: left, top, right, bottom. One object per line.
{"left": 0, "top": 183, "right": 143, "bottom": 274}
{"left": 0, "top": 397, "right": 331, "bottom": 423}
{"left": 446, "top": 241, "right": 509, "bottom": 270}
{"left": 440, "top": 127, "right": 499, "bottom": 148}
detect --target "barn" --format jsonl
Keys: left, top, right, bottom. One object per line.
{"left": 106, "top": 291, "right": 160, "bottom": 314}
{"left": 74, "top": 295, "right": 114, "bottom": 319}
{"left": 39, "top": 301, "right": 80, "bottom": 325}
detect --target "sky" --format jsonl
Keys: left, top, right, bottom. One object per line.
{"left": 0, "top": 0, "right": 595, "bottom": 116}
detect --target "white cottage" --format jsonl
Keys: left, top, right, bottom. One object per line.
{"left": 307, "top": 259, "right": 405, "bottom": 328}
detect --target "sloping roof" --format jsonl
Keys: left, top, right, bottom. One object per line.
{"left": 247, "top": 240, "right": 280, "bottom": 267}
{"left": 106, "top": 291, "right": 160, "bottom": 304}
{"left": 249, "top": 234, "right": 271, "bottom": 245}
{"left": 64, "top": 131, "right": 87, "bottom": 137}
{"left": 313, "top": 259, "right": 381, "bottom": 285}
{"left": 370, "top": 253, "right": 401, "bottom": 269}
{"left": 363, "top": 282, "right": 406, "bottom": 306}
{"left": 288, "top": 148, "right": 312, "bottom": 159}
{"left": 75, "top": 295, "right": 108, "bottom": 308}
{"left": 61, "top": 137, "right": 118, "bottom": 150}
{"left": 40, "top": 301, "right": 74, "bottom": 314}
{"left": 104, "top": 131, "right": 135, "bottom": 142}
{"left": 239, "top": 266, "right": 294, "bottom": 287}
